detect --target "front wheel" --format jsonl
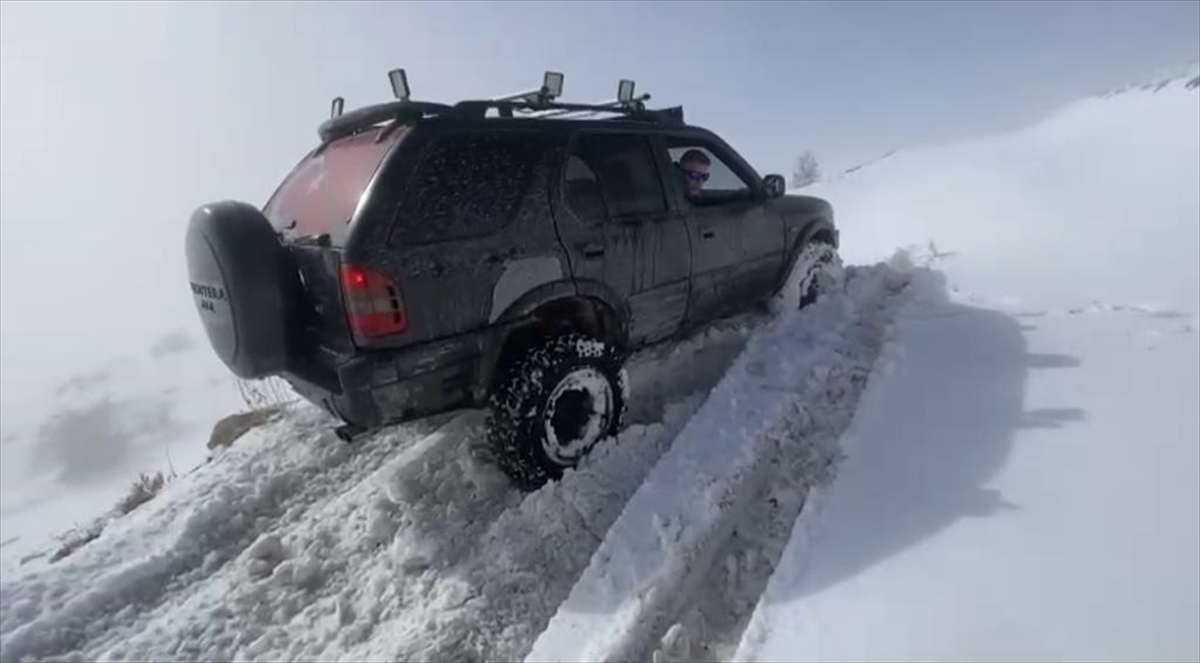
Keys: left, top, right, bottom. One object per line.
{"left": 781, "top": 240, "right": 844, "bottom": 310}
{"left": 485, "top": 334, "right": 627, "bottom": 490}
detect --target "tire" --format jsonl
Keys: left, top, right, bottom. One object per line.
{"left": 793, "top": 240, "right": 844, "bottom": 309}
{"left": 185, "top": 200, "right": 301, "bottom": 378}
{"left": 485, "top": 334, "right": 628, "bottom": 490}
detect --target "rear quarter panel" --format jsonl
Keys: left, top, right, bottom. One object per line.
{"left": 347, "top": 124, "right": 573, "bottom": 348}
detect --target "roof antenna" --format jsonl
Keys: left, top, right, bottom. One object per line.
{"left": 330, "top": 96, "right": 344, "bottom": 118}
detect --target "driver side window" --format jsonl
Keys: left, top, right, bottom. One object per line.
{"left": 666, "top": 141, "right": 754, "bottom": 203}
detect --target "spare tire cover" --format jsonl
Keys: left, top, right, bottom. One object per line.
{"left": 185, "top": 200, "right": 295, "bottom": 379}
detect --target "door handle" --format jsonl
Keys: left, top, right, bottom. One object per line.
{"left": 580, "top": 242, "right": 605, "bottom": 259}
{"left": 702, "top": 231, "right": 716, "bottom": 239}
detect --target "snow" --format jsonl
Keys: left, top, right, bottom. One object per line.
{"left": 1, "top": 63, "right": 1195, "bottom": 663}
{"left": 0, "top": 334, "right": 252, "bottom": 573}
{"left": 0, "top": 311, "right": 758, "bottom": 662}
{"left": 733, "top": 72, "right": 1199, "bottom": 662}
{"left": 527, "top": 258, "right": 912, "bottom": 663}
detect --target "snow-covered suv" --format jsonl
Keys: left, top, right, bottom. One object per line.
{"left": 185, "top": 71, "right": 842, "bottom": 489}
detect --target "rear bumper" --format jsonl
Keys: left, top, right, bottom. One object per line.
{"left": 282, "top": 326, "right": 502, "bottom": 430}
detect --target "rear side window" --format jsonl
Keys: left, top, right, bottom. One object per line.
{"left": 393, "top": 131, "right": 541, "bottom": 245}
{"left": 264, "top": 126, "right": 403, "bottom": 239}
{"left": 563, "top": 154, "right": 606, "bottom": 224}
{"left": 568, "top": 133, "right": 666, "bottom": 220}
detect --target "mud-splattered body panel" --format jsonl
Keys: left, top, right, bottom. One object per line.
{"left": 267, "top": 117, "right": 833, "bottom": 430}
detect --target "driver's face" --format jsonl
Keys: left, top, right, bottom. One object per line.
{"left": 681, "top": 160, "right": 710, "bottom": 196}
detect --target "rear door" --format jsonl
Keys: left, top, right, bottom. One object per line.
{"left": 553, "top": 130, "right": 692, "bottom": 346}
{"left": 263, "top": 125, "right": 407, "bottom": 356}
{"left": 661, "top": 135, "right": 785, "bottom": 326}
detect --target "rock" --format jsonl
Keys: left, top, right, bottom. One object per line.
{"left": 208, "top": 407, "right": 282, "bottom": 450}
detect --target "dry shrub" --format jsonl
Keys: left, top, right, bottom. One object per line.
{"left": 115, "top": 471, "right": 166, "bottom": 516}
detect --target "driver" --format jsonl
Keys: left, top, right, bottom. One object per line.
{"left": 678, "top": 149, "right": 711, "bottom": 200}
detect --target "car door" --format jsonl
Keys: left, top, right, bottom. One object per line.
{"left": 551, "top": 130, "right": 692, "bottom": 346}
{"left": 660, "top": 135, "right": 785, "bottom": 327}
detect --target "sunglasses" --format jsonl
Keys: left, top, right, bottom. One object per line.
{"left": 683, "top": 169, "right": 710, "bottom": 183}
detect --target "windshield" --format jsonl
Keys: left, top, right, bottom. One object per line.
{"left": 263, "top": 125, "right": 406, "bottom": 239}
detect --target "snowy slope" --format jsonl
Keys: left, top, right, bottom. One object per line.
{"left": 733, "top": 72, "right": 1200, "bottom": 662}
{"left": 2, "top": 64, "right": 1195, "bottom": 663}
{"left": 0, "top": 312, "right": 765, "bottom": 662}
{"left": 0, "top": 332, "right": 256, "bottom": 572}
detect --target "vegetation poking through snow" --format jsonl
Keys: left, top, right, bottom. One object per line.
{"left": 115, "top": 471, "right": 167, "bottom": 516}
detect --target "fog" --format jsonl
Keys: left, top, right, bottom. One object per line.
{"left": 1, "top": 0, "right": 1196, "bottom": 431}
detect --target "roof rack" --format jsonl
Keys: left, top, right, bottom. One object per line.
{"left": 462, "top": 75, "right": 669, "bottom": 121}
{"left": 317, "top": 69, "right": 685, "bottom": 141}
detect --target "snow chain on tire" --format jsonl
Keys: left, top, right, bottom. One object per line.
{"left": 486, "top": 333, "right": 628, "bottom": 491}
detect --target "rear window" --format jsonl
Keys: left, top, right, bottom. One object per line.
{"left": 264, "top": 126, "right": 404, "bottom": 238}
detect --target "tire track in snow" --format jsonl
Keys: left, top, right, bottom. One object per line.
{"left": 0, "top": 313, "right": 760, "bottom": 662}
{"left": 527, "top": 256, "right": 915, "bottom": 663}
{"left": 652, "top": 274, "right": 906, "bottom": 662}
{"left": 332, "top": 320, "right": 762, "bottom": 663}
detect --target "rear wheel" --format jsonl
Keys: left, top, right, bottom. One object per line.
{"left": 485, "top": 334, "right": 627, "bottom": 490}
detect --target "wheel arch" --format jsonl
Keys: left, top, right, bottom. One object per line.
{"left": 778, "top": 216, "right": 839, "bottom": 293}
{"left": 479, "top": 279, "right": 629, "bottom": 399}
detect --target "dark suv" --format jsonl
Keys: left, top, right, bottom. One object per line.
{"left": 186, "top": 71, "right": 841, "bottom": 489}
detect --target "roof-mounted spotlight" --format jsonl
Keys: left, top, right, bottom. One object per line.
{"left": 388, "top": 68, "right": 410, "bottom": 101}
{"left": 617, "top": 79, "right": 635, "bottom": 104}
{"left": 541, "top": 71, "right": 564, "bottom": 101}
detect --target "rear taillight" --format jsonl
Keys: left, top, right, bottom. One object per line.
{"left": 339, "top": 263, "right": 407, "bottom": 343}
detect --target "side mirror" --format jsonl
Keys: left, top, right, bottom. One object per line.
{"left": 762, "top": 174, "right": 786, "bottom": 198}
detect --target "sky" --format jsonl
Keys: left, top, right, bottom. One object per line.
{"left": 0, "top": 0, "right": 1197, "bottom": 424}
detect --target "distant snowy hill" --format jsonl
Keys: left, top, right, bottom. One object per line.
{"left": 832, "top": 60, "right": 1200, "bottom": 182}
{"left": 731, "top": 68, "right": 1199, "bottom": 662}
{"left": 1095, "top": 59, "right": 1200, "bottom": 98}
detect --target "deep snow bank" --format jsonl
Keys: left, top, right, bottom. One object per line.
{"left": 734, "top": 70, "right": 1199, "bottom": 663}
